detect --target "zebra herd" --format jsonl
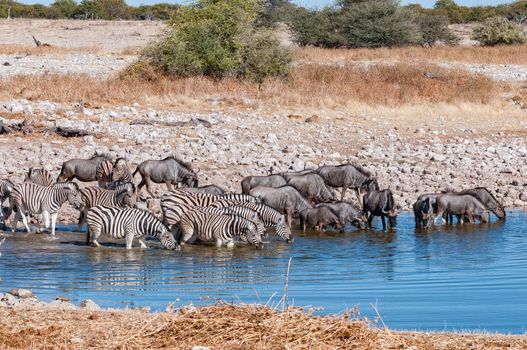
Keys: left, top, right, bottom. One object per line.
{"left": 0, "top": 153, "right": 506, "bottom": 251}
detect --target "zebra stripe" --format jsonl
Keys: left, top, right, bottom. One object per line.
{"left": 161, "top": 190, "right": 257, "bottom": 214}
{"left": 203, "top": 205, "right": 265, "bottom": 238}
{"left": 236, "top": 202, "right": 292, "bottom": 242}
{"left": 0, "top": 179, "right": 14, "bottom": 225}
{"left": 111, "top": 158, "right": 133, "bottom": 184}
{"left": 25, "top": 168, "right": 53, "bottom": 187}
{"left": 86, "top": 206, "right": 176, "bottom": 250}
{"left": 177, "top": 207, "right": 263, "bottom": 249}
{"left": 95, "top": 160, "right": 113, "bottom": 188}
{"left": 78, "top": 186, "right": 134, "bottom": 233}
{"left": 9, "top": 182, "right": 82, "bottom": 235}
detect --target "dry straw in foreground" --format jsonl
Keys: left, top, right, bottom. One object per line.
{"left": 0, "top": 303, "right": 526, "bottom": 350}
{"left": 0, "top": 63, "right": 498, "bottom": 110}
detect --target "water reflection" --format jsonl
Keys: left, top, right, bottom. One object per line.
{"left": 1, "top": 212, "right": 526, "bottom": 333}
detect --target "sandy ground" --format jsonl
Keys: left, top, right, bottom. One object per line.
{"left": 0, "top": 18, "right": 163, "bottom": 52}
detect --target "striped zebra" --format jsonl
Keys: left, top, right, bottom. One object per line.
{"left": 0, "top": 179, "right": 14, "bottom": 227}
{"left": 176, "top": 206, "right": 263, "bottom": 249}
{"left": 236, "top": 202, "right": 293, "bottom": 243}
{"left": 95, "top": 159, "right": 113, "bottom": 188}
{"left": 78, "top": 185, "right": 135, "bottom": 233}
{"left": 160, "top": 191, "right": 257, "bottom": 227}
{"left": 9, "top": 182, "right": 83, "bottom": 235}
{"left": 86, "top": 206, "right": 176, "bottom": 250}
{"left": 24, "top": 168, "right": 54, "bottom": 187}
{"left": 161, "top": 190, "right": 258, "bottom": 209}
{"left": 111, "top": 158, "right": 133, "bottom": 184}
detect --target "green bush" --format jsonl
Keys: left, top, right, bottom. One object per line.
{"left": 472, "top": 16, "right": 526, "bottom": 45}
{"left": 51, "top": 0, "right": 78, "bottom": 18}
{"left": 338, "top": 0, "right": 421, "bottom": 48}
{"left": 413, "top": 12, "right": 459, "bottom": 46}
{"left": 290, "top": 7, "right": 345, "bottom": 47}
{"left": 140, "top": 0, "right": 291, "bottom": 82}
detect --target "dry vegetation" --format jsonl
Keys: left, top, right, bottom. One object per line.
{"left": 0, "top": 44, "right": 102, "bottom": 56}
{"left": 0, "top": 63, "right": 502, "bottom": 111}
{"left": 0, "top": 304, "right": 525, "bottom": 350}
{"left": 295, "top": 45, "right": 527, "bottom": 65}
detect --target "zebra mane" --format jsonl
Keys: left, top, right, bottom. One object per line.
{"left": 113, "top": 157, "right": 127, "bottom": 166}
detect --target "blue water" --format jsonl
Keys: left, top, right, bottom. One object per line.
{"left": 1, "top": 211, "right": 526, "bottom": 333}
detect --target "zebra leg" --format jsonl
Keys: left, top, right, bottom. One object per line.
{"left": 381, "top": 215, "right": 386, "bottom": 231}
{"left": 11, "top": 210, "right": 21, "bottom": 232}
{"left": 42, "top": 211, "right": 50, "bottom": 229}
{"left": 50, "top": 212, "right": 58, "bottom": 236}
{"left": 19, "top": 210, "right": 32, "bottom": 234}
{"left": 89, "top": 224, "right": 102, "bottom": 247}
{"left": 215, "top": 238, "right": 223, "bottom": 248}
{"left": 125, "top": 232, "right": 134, "bottom": 249}
{"left": 226, "top": 240, "right": 235, "bottom": 249}
{"left": 138, "top": 239, "right": 148, "bottom": 249}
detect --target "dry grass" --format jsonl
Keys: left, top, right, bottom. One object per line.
{"left": 0, "top": 44, "right": 102, "bottom": 56}
{"left": 0, "top": 63, "right": 500, "bottom": 111}
{"left": 0, "top": 303, "right": 525, "bottom": 350}
{"left": 296, "top": 45, "right": 527, "bottom": 65}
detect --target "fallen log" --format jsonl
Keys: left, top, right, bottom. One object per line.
{"left": 54, "top": 127, "right": 94, "bottom": 138}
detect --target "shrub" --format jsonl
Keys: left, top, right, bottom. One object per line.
{"left": 289, "top": 7, "right": 345, "bottom": 47}
{"left": 472, "top": 16, "right": 526, "bottom": 46}
{"left": 413, "top": 13, "right": 459, "bottom": 46}
{"left": 140, "top": 0, "right": 291, "bottom": 82}
{"left": 338, "top": 0, "right": 421, "bottom": 48}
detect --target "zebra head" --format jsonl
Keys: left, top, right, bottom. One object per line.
{"left": 244, "top": 222, "right": 263, "bottom": 249}
{"left": 157, "top": 225, "right": 177, "bottom": 250}
{"left": 276, "top": 215, "right": 294, "bottom": 244}
{"left": 65, "top": 182, "right": 83, "bottom": 210}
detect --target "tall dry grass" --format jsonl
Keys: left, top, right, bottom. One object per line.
{"left": 296, "top": 45, "right": 527, "bottom": 65}
{"left": 0, "top": 63, "right": 499, "bottom": 110}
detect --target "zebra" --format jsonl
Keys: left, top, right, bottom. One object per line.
{"left": 95, "top": 159, "right": 113, "bottom": 188}
{"left": 78, "top": 185, "right": 135, "bottom": 234}
{"left": 160, "top": 191, "right": 258, "bottom": 227}
{"left": 176, "top": 206, "right": 263, "bottom": 249}
{"left": 0, "top": 179, "right": 14, "bottom": 228}
{"left": 234, "top": 202, "right": 293, "bottom": 243}
{"left": 9, "top": 182, "right": 83, "bottom": 235}
{"left": 161, "top": 190, "right": 258, "bottom": 209}
{"left": 110, "top": 158, "right": 133, "bottom": 184}
{"left": 86, "top": 205, "right": 176, "bottom": 250}
{"left": 25, "top": 168, "right": 54, "bottom": 187}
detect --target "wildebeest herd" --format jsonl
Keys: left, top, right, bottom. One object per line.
{"left": 0, "top": 153, "right": 506, "bottom": 250}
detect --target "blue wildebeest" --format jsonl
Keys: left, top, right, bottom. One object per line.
{"left": 363, "top": 189, "right": 397, "bottom": 230}
{"left": 413, "top": 193, "right": 441, "bottom": 228}
{"left": 241, "top": 175, "right": 287, "bottom": 194}
{"left": 299, "top": 207, "right": 341, "bottom": 232}
{"left": 249, "top": 186, "right": 312, "bottom": 228}
{"left": 316, "top": 164, "right": 379, "bottom": 203}
{"left": 283, "top": 173, "right": 335, "bottom": 204}
{"left": 134, "top": 156, "right": 199, "bottom": 198}
{"left": 316, "top": 201, "right": 367, "bottom": 230}
{"left": 458, "top": 187, "right": 505, "bottom": 221}
{"left": 57, "top": 154, "right": 113, "bottom": 183}
{"left": 435, "top": 193, "right": 489, "bottom": 224}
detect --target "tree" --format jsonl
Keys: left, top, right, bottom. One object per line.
{"left": 51, "top": 0, "right": 78, "bottom": 18}
{"left": 338, "top": 0, "right": 421, "bottom": 48}
{"left": 138, "top": 0, "right": 291, "bottom": 82}
{"left": 472, "top": 16, "right": 526, "bottom": 45}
